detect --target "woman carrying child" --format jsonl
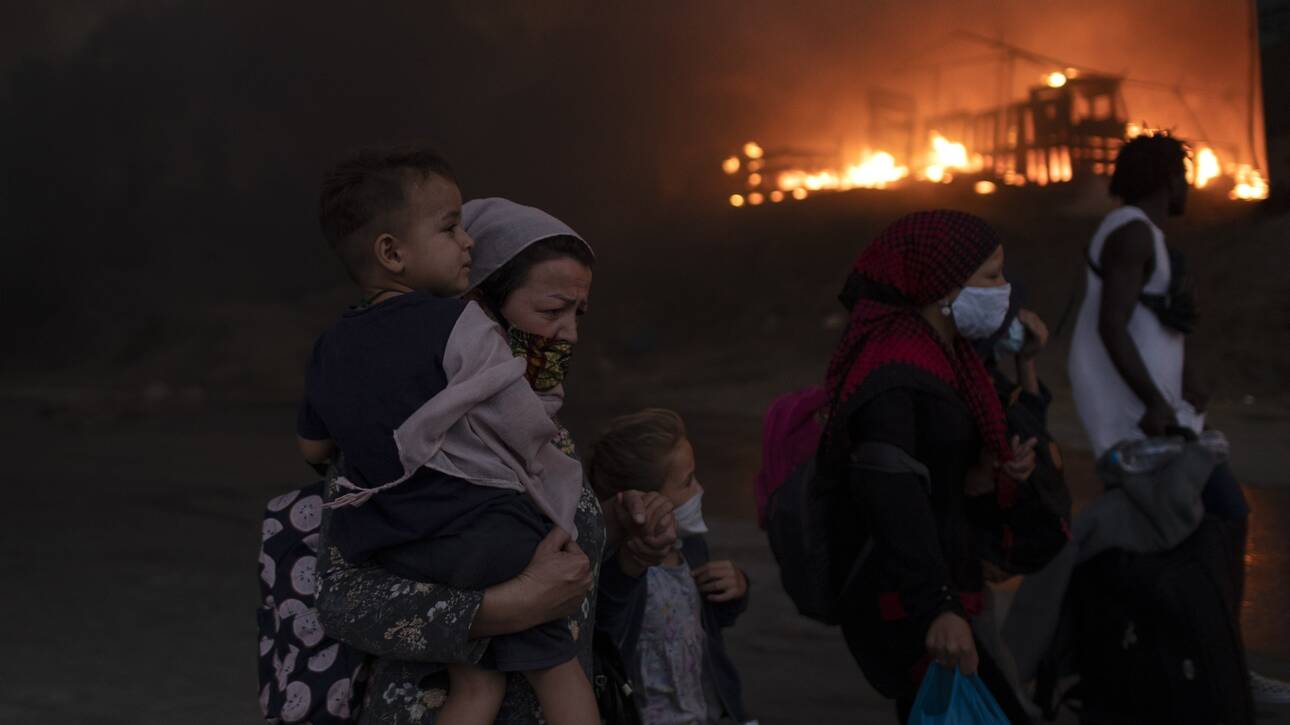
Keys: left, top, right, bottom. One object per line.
{"left": 590, "top": 409, "right": 753, "bottom": 725}
{"left": 307, "top": 151, "right": 673, "bottom": 725}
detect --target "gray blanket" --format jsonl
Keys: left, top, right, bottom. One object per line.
{"left": 1000, "top": 442, "right": 1219, "bottom": 684}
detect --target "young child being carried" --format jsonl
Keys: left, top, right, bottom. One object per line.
{"left": 590, "top": 409, "right": 754, "bottom": 725}
{"left": 296, "top": 148, "right": 597, "bottom": 725}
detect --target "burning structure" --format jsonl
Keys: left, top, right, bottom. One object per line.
{"left": 724, "top": 38, "right": 1269, "bottom": 207}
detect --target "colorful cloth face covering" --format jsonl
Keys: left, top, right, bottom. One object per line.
{"left": 508, "top": 326, "right": 574, "bottom": 392}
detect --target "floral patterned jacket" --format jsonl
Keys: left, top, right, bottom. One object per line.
{"left": 315, "top": 467, "right": 606, "bottom": 725}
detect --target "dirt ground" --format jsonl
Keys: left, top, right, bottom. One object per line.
{"left": 5, "top": 184, "right": 1290, "bottom": 723}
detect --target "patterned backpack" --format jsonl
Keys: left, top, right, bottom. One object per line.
{"left": 257, "top": 481, "right": 368, "bottom": 723}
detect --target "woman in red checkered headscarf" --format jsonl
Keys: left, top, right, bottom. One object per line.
{"left": 820, "top": 210, "right": 1041, "bottom": 724}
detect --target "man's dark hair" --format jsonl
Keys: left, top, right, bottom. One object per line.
{"left": 1109, "top": 133, "right": 1189, "bottom": 203}
{"left": 475, "top": 235, "right": 595, "bottom": 320}
{"left": 318, "top": 147, "right": 456, "bottom": 281}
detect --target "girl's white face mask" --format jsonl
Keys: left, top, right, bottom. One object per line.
{"left": 672, "top": 489, "right": 709, "bottom": 543}
{"left": 993, "top": 317, "right": 1027, "bottom": 356}
{"left": 951, "top": 284, "right": 1012, "bottom": 340}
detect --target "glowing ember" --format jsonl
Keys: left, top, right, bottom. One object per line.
{"left": 743, "top": 142, "right": 764, "bottom": 160}
{"left": 729, "top": 194, "right": 745, "bottom": 208}
{"left": 974, "top": 180, "right": 997, "bottom": 195}
{"left": 747, "top": 173, "right": 763, "bottom": 188}
{"left": 770, "top": 190, "right": 785, "bottom": 203}
{"left": 722, "top": 156, "right": 741, "bottom": 175}
{"left": 748, "top": 192, "right": 765, "bottom": 205}
{"left": 1045, "top": 71, "right": 1067, "bottom": 89}
{"left": 1230, "top": 164, "right": 1269, "bottom": 201}
{"left": 1193, "top": 147, "right": 1220, "bottom": 189}
{"left": 792, "top": 188, "right": 808, "bottom": 200}
{"left": 1002, "top": 170, "right": 1026, "bottom": 187}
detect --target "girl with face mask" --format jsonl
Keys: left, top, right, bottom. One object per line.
{"left": 589, "top": 409, "right": 753, "bottom": 725}
{"left": 967, "top": 292, "right": 1074, "bottom": 583}
{"left": 820, "top": 210, "right": 1068, "bottom": 725}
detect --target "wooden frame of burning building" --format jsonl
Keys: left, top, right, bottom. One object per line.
{"left": 925, "top": 72, "right": 1129, "bottom": 187}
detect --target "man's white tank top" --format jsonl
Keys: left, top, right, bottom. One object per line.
{"left": 1067, "top": 205, "right": 1203, "bottom": 458}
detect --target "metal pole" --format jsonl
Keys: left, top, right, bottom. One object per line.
{"left": 1248, "top": 0, "right": 1263, "bottom": 171}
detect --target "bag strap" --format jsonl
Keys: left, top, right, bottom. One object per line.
{"left": 850, "top": 441, "right": 931, "bottom": 492}
{"left": 1084, "top": 248, "right": 1180, "bottom": 317}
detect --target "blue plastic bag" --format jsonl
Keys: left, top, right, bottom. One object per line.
{"left": 907, "top": 664, "right": 1010, "bottom": 724}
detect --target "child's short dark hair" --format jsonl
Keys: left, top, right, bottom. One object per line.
{"left": 319, "top": 147, "right": 456, "bottom": 281}
{"left": 587, "top": 409, "right": 687, "bottom": 498}
{"left": 1109, "top": 133, "right": 1189, "bottom": 203}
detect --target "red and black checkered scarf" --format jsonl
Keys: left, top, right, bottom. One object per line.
{"left": 824, "top": 210, "right": 1015, "bottom": 505}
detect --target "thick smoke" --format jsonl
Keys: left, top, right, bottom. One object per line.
{"left": 0, "top": 0, "right": 1258, "bottom": 373}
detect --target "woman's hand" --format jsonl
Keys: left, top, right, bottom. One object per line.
{"left": 926, "top": 611, "right": 979, "bottom": 675}
{"left": 1003, "top": 435, "right": 1038, "bottom": 482}
{"left": 605, "top": 491, "right": 676, "bottom": 548}
{"left": 610, "top": 491, "right": 677, "bottom": 576}
{"left": 1016, "top": 308, "right": 1049, "bottom": 362}
{"left": 616, "top": 490, "right": 677, "bottom": 563}
{"left": 692, "top": 560, "right": 747, "bottom": 603}
{"left": 519, "top": 528, "right": 592, "bottom": 620}
{"left": 473, "top": 528, "right": 591, "bottom": 637}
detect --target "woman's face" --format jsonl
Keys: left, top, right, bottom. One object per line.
{"left": 500, "top": 257, "right": 593, "bottom": 342}
{"left": 964, "top": 245, "right": 1007, "bottom": 288}
{"left": 657, "top": 437, "right": 702, "bottom": 510}
{"left": 948, "top": 245, "right": 1007, "bottom": 302}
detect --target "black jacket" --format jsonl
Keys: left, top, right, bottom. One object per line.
{"left": 596, "top": 534, "right": 750, "bottom": 723}
{"left": 828, "top": 365, "right": 1067, "bottom": 699}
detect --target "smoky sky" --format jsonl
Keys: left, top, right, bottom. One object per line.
{"left": 0, "top": 0, "right": 1259, "bottom": 373}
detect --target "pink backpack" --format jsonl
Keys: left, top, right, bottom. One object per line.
{"left": 753, "top": 386, "right": 829, "bottom": 529}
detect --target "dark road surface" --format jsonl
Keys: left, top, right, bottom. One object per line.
{"left": 4, "top": 377, "right": 1288, "bottom": 724}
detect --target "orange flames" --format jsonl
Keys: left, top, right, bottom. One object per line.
{"left": 1230, "top": 164, "right": 1269, "bottom": 200}
{"left": 1193, "top": 147, "right": 1221, "bottom": 189}
{"left": 775, "top": 150, "right": 910, "bottom": 193}
{"left": 725, "top": 128, "right": 1268, "bottom": 207}
{"left": 924, "top": 132, "right": 981, "bottom": 183}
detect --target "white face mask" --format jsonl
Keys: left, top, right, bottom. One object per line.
{"left": 951, "top": 284, "right": 1012, "bottom": 340}
{"left": 672, "top": 489, "right": 709, "bottom": 542}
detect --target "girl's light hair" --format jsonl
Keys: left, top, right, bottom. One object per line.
{"left": 587, "top": 408, "right": 686, "bottom": 498}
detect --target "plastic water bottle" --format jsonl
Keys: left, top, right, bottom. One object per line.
{"left": 1197, "top": 429, "right": 1231, "bottom": 461}
{"left": 1105, "top": 438, "right": 1185, "bottom": 475}
{"left": 1104, "top": 430, "right": 1230, "bottom": 475}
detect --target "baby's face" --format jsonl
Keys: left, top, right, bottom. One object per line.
{"left": 397, "top": 175, "right": 474, "bottom": 296}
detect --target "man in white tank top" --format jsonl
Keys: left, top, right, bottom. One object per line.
{"left": 1068, "top": 134, "right": 1204, "bottom": 457}
{"left": 1068, "top": 134, "right": 1290, "bottom": 705}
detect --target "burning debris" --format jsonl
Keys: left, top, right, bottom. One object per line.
{"left": 724, "top": 45, "right": 1268, "bottom": 207}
